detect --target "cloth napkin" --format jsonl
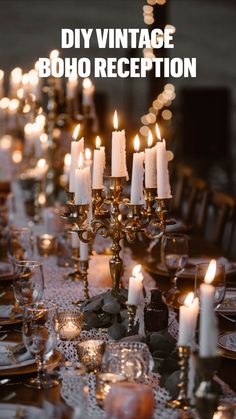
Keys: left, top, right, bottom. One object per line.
{"left": 0, "top": 343, "right": 32, "bottom": 366}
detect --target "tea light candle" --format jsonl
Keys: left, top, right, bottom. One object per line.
{"left": 77, "top": 340, "right": 105, "bottom": 372}
{"left": 59, "top": 318, "right": 80, "bottom": 340}
{"left": 57, "top": 310, "right": 83, "bottom": 341}
{"left": 37, "top": 234, "right": 56, "bottom": 255}
{"left": 96, "top": 373, "right": 126, "bottom": 407}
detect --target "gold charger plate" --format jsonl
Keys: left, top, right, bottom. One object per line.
{"left": 0, "top": 350, "right": 61, "bottom": 377}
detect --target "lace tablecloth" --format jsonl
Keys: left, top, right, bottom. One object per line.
{"left": 6, "top": 176, "right": 236, "bottom": 418}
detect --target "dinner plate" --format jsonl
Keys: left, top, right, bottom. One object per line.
{"left": 147, "top": 257, "right": 236, "bottom": 279}
{"left": 0, "top": 307, "right": 23, "bottom": 327}
{"left": 218, "top": 332, "right": 236, "bottom": 354}
{"left": 0, "top": 341, "right": 61, "bottom": 376}
{"left": 0, "top": 341, "right": 34, "bottom": 371}
{"left": 216, "top": 288, "right": 236, "bottom": 315}
{"left": 0, "top": 403, "right": 43, "bottom": 418}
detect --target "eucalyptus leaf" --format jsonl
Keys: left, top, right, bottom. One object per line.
{"left": 108, "top": 322, "right": 126, "bottom": 340}
{"left": 103, "top": 300, "right": 121, "bottom": 314}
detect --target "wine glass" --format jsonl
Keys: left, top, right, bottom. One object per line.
{"left": 195, "top": 263, "right": 226, "bottom": 308}
{"left": 13, "top": 260, "right": 44, "bottom": 309}
{"left": 161, "top": 233, "right": 189, "bottom": 305}
{"left": 8, "top": 227, "right": 34, "bottom": 263}
{"left": 23, "top": 302, "right": 59, "bottom": 389}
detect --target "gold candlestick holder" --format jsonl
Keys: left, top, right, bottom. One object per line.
{"left": 62, "top": 178, "right": 174, "bottom": 294}
{"left": 79, "top": 259, "right": 90, "bottom": 300}
{"left": 166, "top": 345, "right": 191, "bottom": 411}
{"left": 195, "top": 355, "right": 220, "bottom": 419}
{"left": 126, "top": 304, "right": 137, "bottom": 335}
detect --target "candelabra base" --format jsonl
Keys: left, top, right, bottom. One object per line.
{"left": 64, "top": 270, "right": 82, "bottom": 281}
{"left": 166, "top": 346, "right": 191, "bottom": 411}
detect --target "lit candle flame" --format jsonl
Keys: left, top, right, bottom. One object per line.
{"left": 0, "top": 70, "right": 4, "bottom": 80}
{"left": 50, "top": 49, "right": 59, "bottom": 60}
{"left": 78, "top": 153, "right": 83, "bottom": 169}
{"left": 40, "top": 133, "right": 48, "bottom": 144}
{"left": 22, "top": 73, "right": 29, "bottom": 86}
{"left": 148, "top": 130, "right": 153, "bottom": 148}
{"left": 83, "top": 78, "right": 92, "bottom": 89}
{"left": 85, "top": 147, "right": 91, "bottom": 161}
{"left": 69, "top": 76, "right": 77, "bottom": 83}
{"left": 134, "top": 134, "right": 140, "bottom": 152}
{"left": 204, "top": 259, "right": 217, "bottom": 284}
{"left": 155, "top": 123, "right": 161, "bottom": 141}
{"left": 64, "top": 153, "right": 71, "bottom": 166}
{"left": 35, "top": 114, "right": 46, "bottom": 128}
{"left": 132, "top": 264, "right": 142, "bottom": 278}
{"left": 96, "top": 136, "right": 101, "bottom": 149}
{"left": 8, "top": 99, "right": 19, "bottom": 112}
{"left": 72, "top": 124, "right": 80, "bottom": 140}
{"left": 0, "top": 97, "right": 9, "bottom": 110}
{"left": 37, "top": 158, "right": 46, "bottom": 169}
{"left": 184, "top": 292, "right": 194, "bottom": 307}
{"left": 113, "top": 110, "right": 118, "bottom": 130}
{"left": 12, "top": 150, "right": 22, "bottom": 164}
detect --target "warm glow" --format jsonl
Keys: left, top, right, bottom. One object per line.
{"left": 23, "top": 104, "right": 31, "bottom": 113}
{"left": 36, "top": 114, "right": 46, "bottom": 128}
{"left": 96, "top": 136, "right": 101, "bottom": 149}
{"left": 64, "top": 153, "right": 71, "bottom": 166}
{"left": 12, "top": 150, "right": 22, "bottom": 164}
{"left": 155, "top": 123, "right": 161, "bottom": 141}
{"left": 204, "top": 259, "right": 217, "bottom": 284}
{"left": 72, "top": 124, "right": 80, "bottom": 140}
{"left": 11, "top": 67, "right": 22, "bottom": 83}
{"left": 37, "top": 158, "right": 46, "bottom": 169}
{"left": 78, "top": 153, "right": 83, "bottom": 169}
{"left": 0, "top": 135, "right": 12, "bottom": 150}
{"left": 85, "top": 147, "right": 92, "bottom": 160}
{"left": 22, "top": 73, "right": 29, "bottom": 86}
{"left": 40, "top": 133, "right": 48, "bottom": 144}
{"left": 28, "top": 69, "right": 39, "bottom": 85}
{"left": 184, "top": 292, "right": 194, "bottom": 307}
{"left": 113, "top": 110, "right": 118, "bottom": 130}
{"left": 8, "top": 99, "right": 19, "bottom": 112}
{"left": 17, "top": 88, "right": 24, "bottom": 99}
{"left": 0, "top": 97, "right": 10, "bottom": 110}
{"left": 24, "top": 123, "right": 33, "bottom": 136}
{"left": 83, "top": 78, "right": 92, "bottom": 89}
{"left": 132, "top": 264, "right": 143, "bottom": 278}
{"left": 147, "top": 130, "right": 153, "bottom": 147}
{"left": 50, "top": 49, "right": 59, "bottom": 60}
{"left": 134, "top": 134, "right": 140, "bottom": 152}
{"left": 32, "top": 122, "right": 41, "bottom": 135}
{"left": 38, "top": 192, "right": 46, "bottom": 205}
{"left": 0, "top": 70, "right": 4, "bottom": 80}
{"left": 34, "top": 61, "right": 39, "bottom": 71}
{"left": 68, "top": 76, "right": 77, "bottom": 84}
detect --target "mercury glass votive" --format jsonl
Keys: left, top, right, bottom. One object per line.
{"left": 37, "top": 234, "right": 56, "bottom": 256}
{"left": 77, "top": 340, "right": 105, "bottom": 373}
{"left": 95, "top": 372, "right": 126, "bottom": 407}
{"left": 57, "top": 308, "right": 83, "bottom": 341}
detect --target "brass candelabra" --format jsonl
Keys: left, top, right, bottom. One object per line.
{"left": 166, "top": 345, "right": 191, "bottom": 411}
{"left": 62, "top": 177, "right": 174, "bottom": 295}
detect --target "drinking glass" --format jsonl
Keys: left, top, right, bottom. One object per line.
{"left": 13, "top": 260, "right": 44, "bottom": 307}
{"left": 8, "top": 227, "right": 33, "bottom": 263}
{"left": 195, "top": 263, "right": 226, "bottom": 307}
{"left": 161, "top": 233, "right": 189, "bottom": 304}
{"left": 23, "top": 302, "right": 59, "bottom": 389}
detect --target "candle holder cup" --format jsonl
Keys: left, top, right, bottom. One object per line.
{"left": 166, "top": 345, "right": 191, "bottom": 411}
{"left": 77, "top": 340, "right": 105, "bottom": 373}
{"left": 195, "top": 355, "right": 220, "bottom": 419}
{"left": 95, "top": 372, "right": 126, "bottom": 407}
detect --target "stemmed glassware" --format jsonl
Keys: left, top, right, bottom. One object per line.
{"left": 161, "top": 233, "right": 189, "bottom": 305}
{"left": 13, "top": 260, "right": 44, "bottom": 309}
{"left": 8, "top": 227, "right": 34, "bottom": 263}
{"left": 22, "top": 303, "right": 59, "bottom": 389}
{"left": 195, "top": 263, "right": 226, "bottom": 308}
